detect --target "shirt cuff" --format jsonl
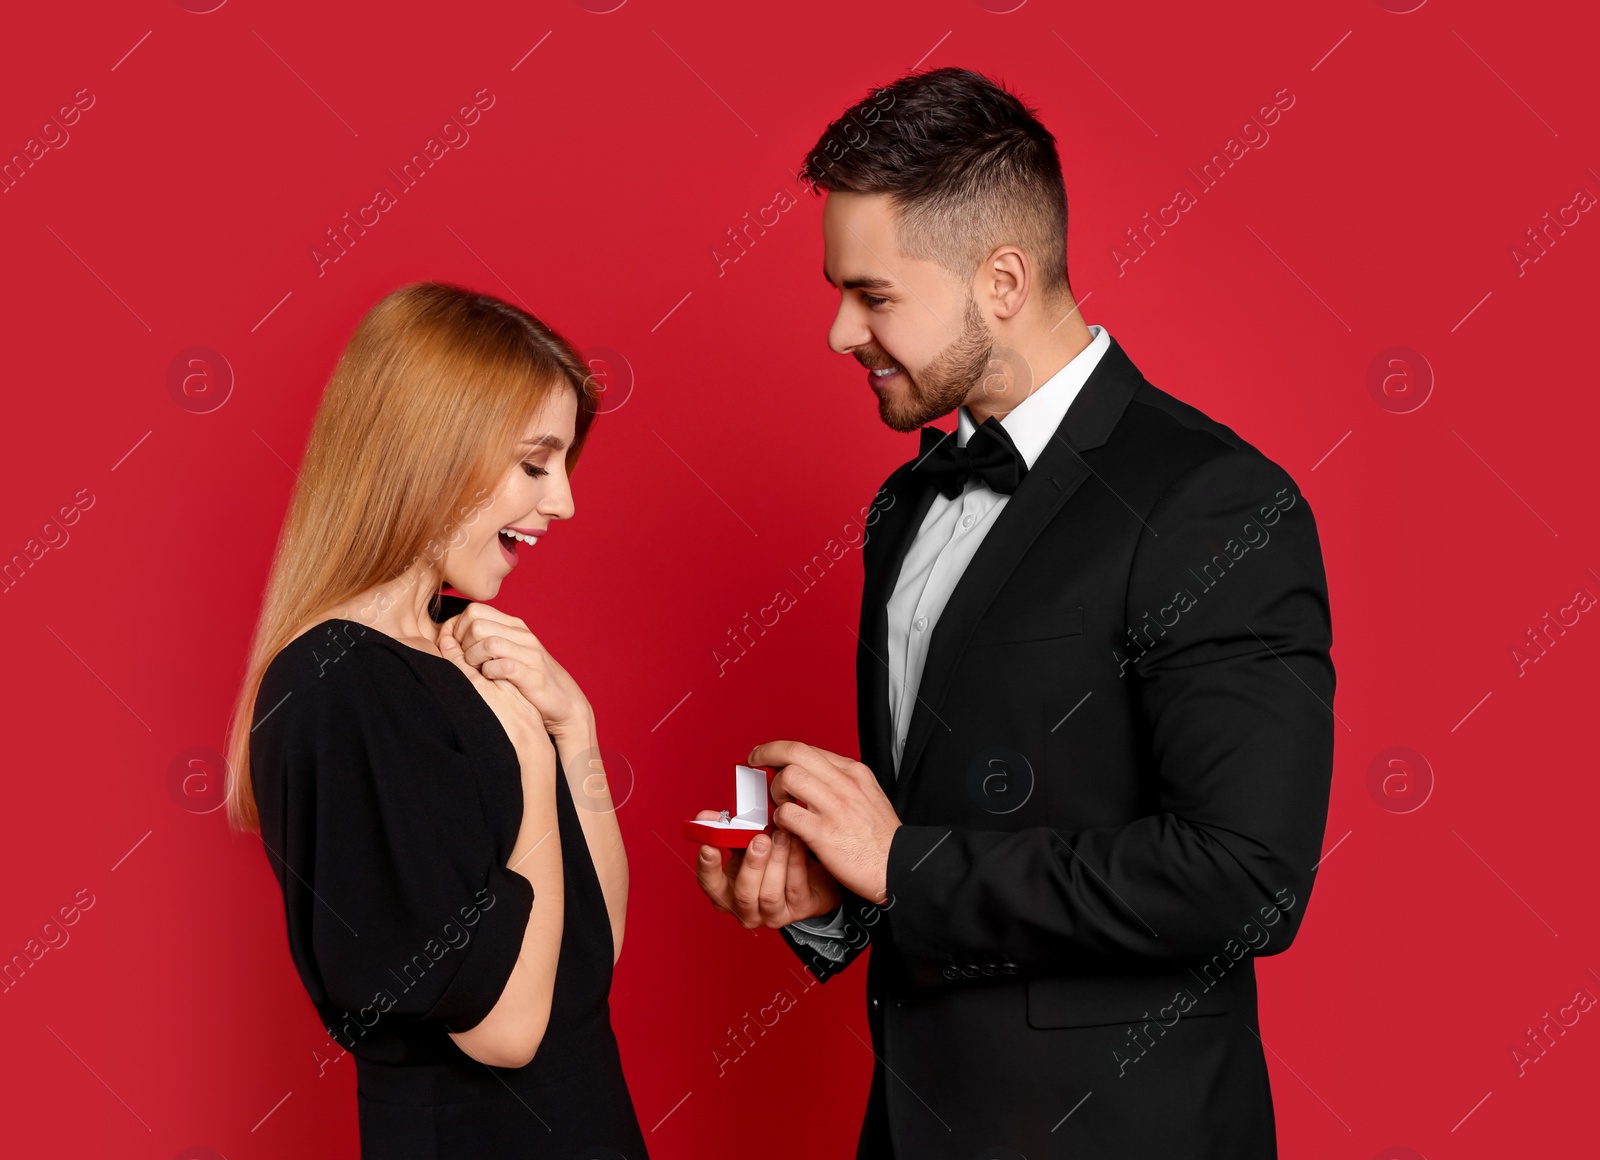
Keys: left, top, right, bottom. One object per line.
{"left": 787, "top": 900, "right": 847, "bottom": 937}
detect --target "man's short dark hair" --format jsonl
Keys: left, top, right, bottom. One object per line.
{"left": 802, "top": 66, "right": 1071, "bottom": 301}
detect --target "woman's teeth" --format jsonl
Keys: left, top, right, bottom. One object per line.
{"left": 500, "top": 528, "right": 538, "bottom": 545}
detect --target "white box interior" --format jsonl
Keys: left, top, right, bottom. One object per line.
{"left": 698, "top": 764, "right": 768, "bottom": 830}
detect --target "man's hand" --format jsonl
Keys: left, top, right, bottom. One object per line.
{"left": 694, "top": 814, "right": 842, "bottom": 929}
{"left": 750, "top": 740, "right": 901, "bottom": 906}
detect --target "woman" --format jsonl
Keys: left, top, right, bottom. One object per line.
{"left": 224, "top": 282, "right": 648, "bottom": 1158}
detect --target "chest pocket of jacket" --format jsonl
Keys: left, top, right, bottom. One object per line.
{"left": 975, "top": 604, "right": 1084, "bottom": 645}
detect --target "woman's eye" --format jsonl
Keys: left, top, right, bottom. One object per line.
{"left": 522, "top": 462, "right": 549, "bottom": 479}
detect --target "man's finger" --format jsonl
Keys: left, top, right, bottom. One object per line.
{"left": 773, "top": 801, "right": 821, "bottom": 848}
{"left": 751, "top": 739, "right": 856, "bottom": 774}
{"left": 783, "top": 831, "right": 814, "bottom": 915}
{"left": 729, "top": 832, "right": 774, "bottom": 926}
{"left": 757, "top": 830, "right": 792, "bottom": 924}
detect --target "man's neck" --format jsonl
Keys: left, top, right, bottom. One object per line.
{"left": 966, "top": 311, "right": 1095, "bottom": 426}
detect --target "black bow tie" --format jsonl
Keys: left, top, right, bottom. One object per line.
{"left": 914, "top": 417, "right": 1028, "bottom": 499}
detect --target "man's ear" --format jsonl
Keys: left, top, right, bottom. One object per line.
{"left": 979, "top": 246, "right": 1030, "bottom": 321}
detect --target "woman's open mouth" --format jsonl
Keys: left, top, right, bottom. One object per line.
{"left": 497, "top": 527, "right": 539, "bottom": 566}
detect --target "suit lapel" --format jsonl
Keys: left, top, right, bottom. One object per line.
{"left": 881, "top": 336, "right": 1145, "bottom": 813}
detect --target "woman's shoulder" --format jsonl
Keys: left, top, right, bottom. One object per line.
{"left": 257, "top": 618, "right": 436, "bottom": 728}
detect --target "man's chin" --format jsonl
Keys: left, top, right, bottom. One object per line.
{"left": 876, "top": 385, "right": 951, "bottom": 434}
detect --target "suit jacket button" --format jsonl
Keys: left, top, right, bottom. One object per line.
{"left": 980, "top": 962, "right": 998, "bottom": 976}
{"left": 962, "top": 964, "right": 980, "bottom": 978}
{"left": 942, "top": 965, "right": 961, "bottom": 980}
{"left": 869, "top": 994, "right": 880, "bottom": 1011}
{"left": 1000, "top": 961, "right": 1018, "bottom": 975}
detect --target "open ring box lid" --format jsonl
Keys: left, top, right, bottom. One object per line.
{"left": 682, "top": 764, "right": 774, "bottom": 848}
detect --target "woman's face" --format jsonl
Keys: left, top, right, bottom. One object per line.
{"left": 444, "top": 387, "right": 579, "bottom": 599}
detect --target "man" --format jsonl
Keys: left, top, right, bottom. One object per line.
{"left": 694, "top": 66, "right": 1334, "bottom": 1159}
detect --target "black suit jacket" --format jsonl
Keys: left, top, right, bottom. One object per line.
{"left": 779, "top": 334, "right": 1335, "bottom": 1159}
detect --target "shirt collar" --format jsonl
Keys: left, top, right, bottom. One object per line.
{"left": 955, "top": 324, "right": 1110, "bottom": 470}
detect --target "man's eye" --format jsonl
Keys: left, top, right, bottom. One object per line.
{"left": 522, "top": 462, "right": 549, "bottom": 478}
{"left": 862, "top": 294, "right": 888, "bottom": 308}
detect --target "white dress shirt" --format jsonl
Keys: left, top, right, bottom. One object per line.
{"left": 788, "top": 324, "right": 1111, "bottom": 948}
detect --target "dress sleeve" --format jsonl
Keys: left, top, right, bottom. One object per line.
{"left": 286, "top": 642, "right": 534, "bottom": 1034}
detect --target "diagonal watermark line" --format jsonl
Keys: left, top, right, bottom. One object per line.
{"left": 252, "top": 30, "right": 357, "bottom": 136}
{"left": 1052, "top": 434, "right": 1156, "bottom": 536}
{"left": 511, "top": 30, "right": 552, "bottom": 71}
{"left": 1450, "top": 689, "right": 1492, "bottom": 733}
{"left": 250, "top": 1090, "right": 292, "bottom": 1132}
{"left": 651, "top": 1089, "right": 693, "bottom": 1132}
{"left": 1051, "top": 1090, "right": 1093, "bottom": 1131}
{"left": 1049, "top": 289, "right": 1093, "bottom": 333}
{"left": 1244, "top": 624, "right": 1351, "bottom": 732}
{"left": 111, "top": 830, "right": 152, "bottom": 872}
{"left": 908, "top": 830, "right": 952, "bottom": 872}
{"left": 46, "top": 624, "right": 152, "bottom": 731}
{"left": 1049, "top": 829, "right": 1158, "bottom": 936}
{"left": 111, "top": 430, "right": 152, "bottom": 472}
{"left": 1451, "top": 289, "right": 1492, "bottom": 332}
{"left": 1052, "top": 31, "right": 1157, "bottom": 135}
{"left": 910, "top": 30, "right": 951, "bottom": 73}
{"left": 112, "top": 30, "right": 152, "bottom": 72}
{"left": 445, "top": 223, "right": 530, "bottom": 309}
{"left": 1452, "top": 30, "right": 1556, "bottom": 136}
{"left": 845, "top": 1024, "right": 951, "bottom": 1131}
{"left": 1311, "top": 430, "right": 1351, "bottom": 472}
{"left": 252, "top": 289, "right": 294, "bottom": 333}
{"left": 1244, "top": 224, "right": 1350, "bottom": 330}
{"left": 1451, "top": 829, "right": 1557, "bottom": 937}
{"left": 653, "top": 30, "right": 757, "bottom": 136}
{"left": 1051, "top": 690, "right": 1093, "bottom": 732}
{"left": 257, "top": 832, "right": 360, "bottom": 938}
{"left": 1451, "top": 1089, "right": 1493, "bottom": 1132}
{"left": 45, "top": 226, "right": 151, "bottom": 331}
{"left": 1245, "top": 1024, "right": 1350, "bottom": 1130}
{"left": 1451, "top": 429, "right": 1557, "bottom": 536}
{"left": 47, "top": 1024, "right": 152, "bottom": 1131}
{"left": 651, "top": 828, "right": 758, "bottom": 937}
{"left": 1311, "top": 828, "right": 1351, "bottom": 871}
{"left": 651, "top": 428, "right": 758, "bottom": 536}
{"left": 651, "top": 290, "right": 693, "bottom": 332}
{"left": 651, "top": 690, "right": 693, "bottom": 732}
{"left": 252, "top": 689, "right": 294, "bottom": 732}
{"left": 1310, "top": 30, "right": 1352, "bottom": 72}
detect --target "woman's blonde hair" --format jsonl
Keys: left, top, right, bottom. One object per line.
{"left": 223, "top": 281, "right": 599, "bottom": 832}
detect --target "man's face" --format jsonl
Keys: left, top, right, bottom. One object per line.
{"left": 821, "top": 190, "right": 992, "bottom": 433}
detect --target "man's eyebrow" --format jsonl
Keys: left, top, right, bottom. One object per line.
{"left": 823, "top": 267, "right": 895, "bottom": 292}
{"left": 520, "top": 434, "right": 566, "bottom": 451}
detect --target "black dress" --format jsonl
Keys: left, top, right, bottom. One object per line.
{"left": 250, "top": 592, "right": 649, "bottom": 1159}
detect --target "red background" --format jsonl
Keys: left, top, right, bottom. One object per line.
{"left": 2, "top": 0, "right": 1596, "bottom": 1156}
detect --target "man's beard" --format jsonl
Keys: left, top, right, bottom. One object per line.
{"left": 875, "top": 293, "right": 993, "bottom": 434}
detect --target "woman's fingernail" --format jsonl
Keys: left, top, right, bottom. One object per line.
{"left": 750, "top": 836, "right": 768, "bottom": 854}
{"left": 773, "top": 830, "right": 789, "bottom": 847}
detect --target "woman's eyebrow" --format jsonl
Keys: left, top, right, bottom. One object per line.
{"left": 520, "top": 434, "right": 566, "bottom": 450}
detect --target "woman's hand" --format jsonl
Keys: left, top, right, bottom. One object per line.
{"left": 440, "top": 603, "right": 593, "bottom": 741}
{"left": 437, "top": 624, "right": 552, "bottom": 762}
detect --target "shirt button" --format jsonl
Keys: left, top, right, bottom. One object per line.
{"left": 914, "top": 616, "right": 927, "bottom": 632}
{"left": 961, "top": 513, "right": 974, "bottom": 529}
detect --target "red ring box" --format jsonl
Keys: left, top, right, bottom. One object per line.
{"left": 682, "top": 764, "right": 775, "bottom": 848}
